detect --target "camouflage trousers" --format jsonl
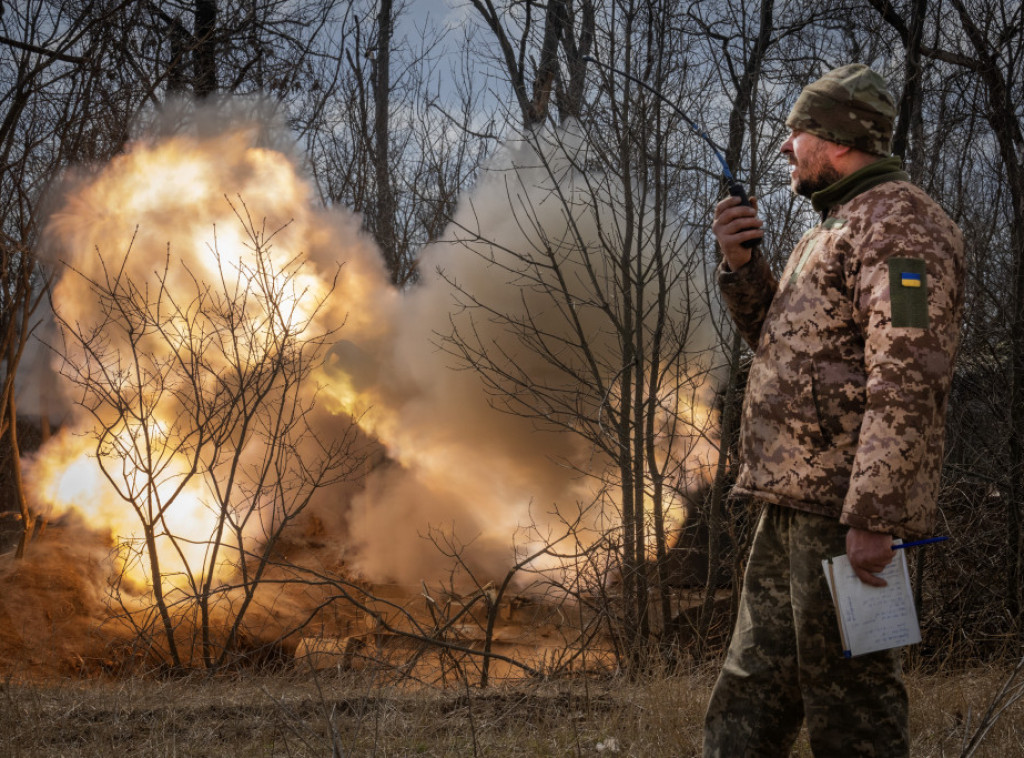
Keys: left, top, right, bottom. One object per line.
{"left": 703, "top": 504, "right": 908, "bottom": 757}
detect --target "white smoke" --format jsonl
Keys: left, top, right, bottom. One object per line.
{"left": 340, "top": 119, "right": 723, "bottom": 584}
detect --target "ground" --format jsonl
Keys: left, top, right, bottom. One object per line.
{"left": 1, "top": 665, "right": 1021, "bottom": 757}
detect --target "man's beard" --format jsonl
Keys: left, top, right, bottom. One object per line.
{"left": 793, "top": 158, "right": 842, "bottom": 198}
{"left": 795, "top": 165, "right": 842, "bottom": 197}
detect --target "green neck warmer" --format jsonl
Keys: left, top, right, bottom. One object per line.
{"left": 811, "top": 156, "right": 908, "bottom": 214}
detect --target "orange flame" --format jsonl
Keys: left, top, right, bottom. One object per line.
{"left": 31, "top": 121, "right": 393, "bottom": 588}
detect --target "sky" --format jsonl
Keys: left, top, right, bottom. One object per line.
{"left": 401, "top": 0, "right": 470, "bottom": 38}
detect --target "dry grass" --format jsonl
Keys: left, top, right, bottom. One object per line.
{"left": 1, "top": 661, "right": 1022, "bottom": 757}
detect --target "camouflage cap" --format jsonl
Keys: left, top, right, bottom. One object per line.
{"left": 786, "top": 64, "right": 896, "bottom": 156}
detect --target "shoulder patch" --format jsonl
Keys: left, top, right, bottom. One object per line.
{"left": 887, "top": 257, "right": 929, "bottom": 328}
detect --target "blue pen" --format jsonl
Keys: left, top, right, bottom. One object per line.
{"left": 892, "top": 536, "right": 949, "bottom": 550}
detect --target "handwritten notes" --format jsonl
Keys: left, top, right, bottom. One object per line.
{"left": 822, "top": 547, "right": 921, "bottom": 657}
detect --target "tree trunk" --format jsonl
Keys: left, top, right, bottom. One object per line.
{"left": 698, "top": 0, "right": 774, "bottom": 659}
{"left": 167, "top": 16, "right": 189, "bottom": 94}
{"left": 892, "top": 0, "right": 926, "bottom": 172}
{"left": 194, "top": 0, "right": 217, "bottom": 98}
{"left": 557, "top": 0, "right": 594, "bottom": 121}
{"left": 526, "top": 0, "right": 566, "bottom": 127}
{"left": 467, "top": 0, "right": 569, "bottom": 128}
{"left": 865, "top": 0, "right": 927, "bottom": 172}
{"left": 697, "top": 331, "right": 743, "bottom": 658}
{"left": 11, "top": 392, "right": 32, "bottom": 559}
{"left": 373, "top": 0, "right": 398, "bottom": 281}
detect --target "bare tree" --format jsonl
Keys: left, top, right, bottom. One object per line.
{"left": 675, "top": 0, "right": 781, "bottom": 658}
{"left": 300, "top": 2, "right": 479, "bottom": 286}
{"left": 467, "top": 0, "right": 594, "bottom": 128}
{"left": 0, "top": 0, "right": 146, "bottom": 556}
{"left": 432, "top": 0, "right": 758, "bottom": 668}
{"left": 0, "top": 240, "right": 49, "bottom": 558}
{"left": 52, "top": 205, "right": 364, "bottom": 670}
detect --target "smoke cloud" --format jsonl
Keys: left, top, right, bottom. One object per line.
{"left": 22, "top": 101, "right": 720, "bottom": 600}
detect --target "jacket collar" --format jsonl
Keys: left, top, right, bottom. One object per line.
{"left": 811, "top": 156, "right": 908, "bottom": 215}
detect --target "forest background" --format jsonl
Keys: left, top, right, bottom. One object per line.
{"left": 1, "top": 0, "right": 1023, "bottom": 754}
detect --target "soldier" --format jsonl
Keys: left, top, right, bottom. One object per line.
{"left": 703, "top": 64, "right": 965, "bottom": 756}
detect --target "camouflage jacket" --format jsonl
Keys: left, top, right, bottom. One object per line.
{"left": 718, "top": 159, "right": 965, "bottom": 538}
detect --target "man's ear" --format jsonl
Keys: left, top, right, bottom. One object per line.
{"left": 829, "top": 143, "right": 854, "bottom": 160}
{"left": 830, "top": 142, "right": 877, "bottom": 173}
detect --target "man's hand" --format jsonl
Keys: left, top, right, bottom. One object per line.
{"left": 846, "top": 528, "right": 894, "bottom": 587}
{"left": 712, "top": 194, "right": 764, "bottom": 271}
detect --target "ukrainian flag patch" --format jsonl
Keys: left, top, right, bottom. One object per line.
{"left": 888, "top": 258, "right": 928, "bottom": 328}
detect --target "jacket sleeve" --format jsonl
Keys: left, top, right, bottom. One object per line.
{"left": 839, "top": 189, "right": 965, "bottom": 537}
{"left": 717, "top": 248, "right": 778, "bottom": 351}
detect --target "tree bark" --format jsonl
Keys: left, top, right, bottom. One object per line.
{"left": 527, "top": 0, "right": 567, "bottom": 127}
{"left": 373, "top": 0, "right": 398, "bottom": 280}
{"left": 698, "top": 0, "right": 774, "bottom": 659}
{"left": 11, "top": 392, "right": 32, "bottom": 559}
{"left": 194, "top": 0, "right": 217, "bottom": 98}
{"left": 893, "top": 0, "right": 926, "bottom": 170}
